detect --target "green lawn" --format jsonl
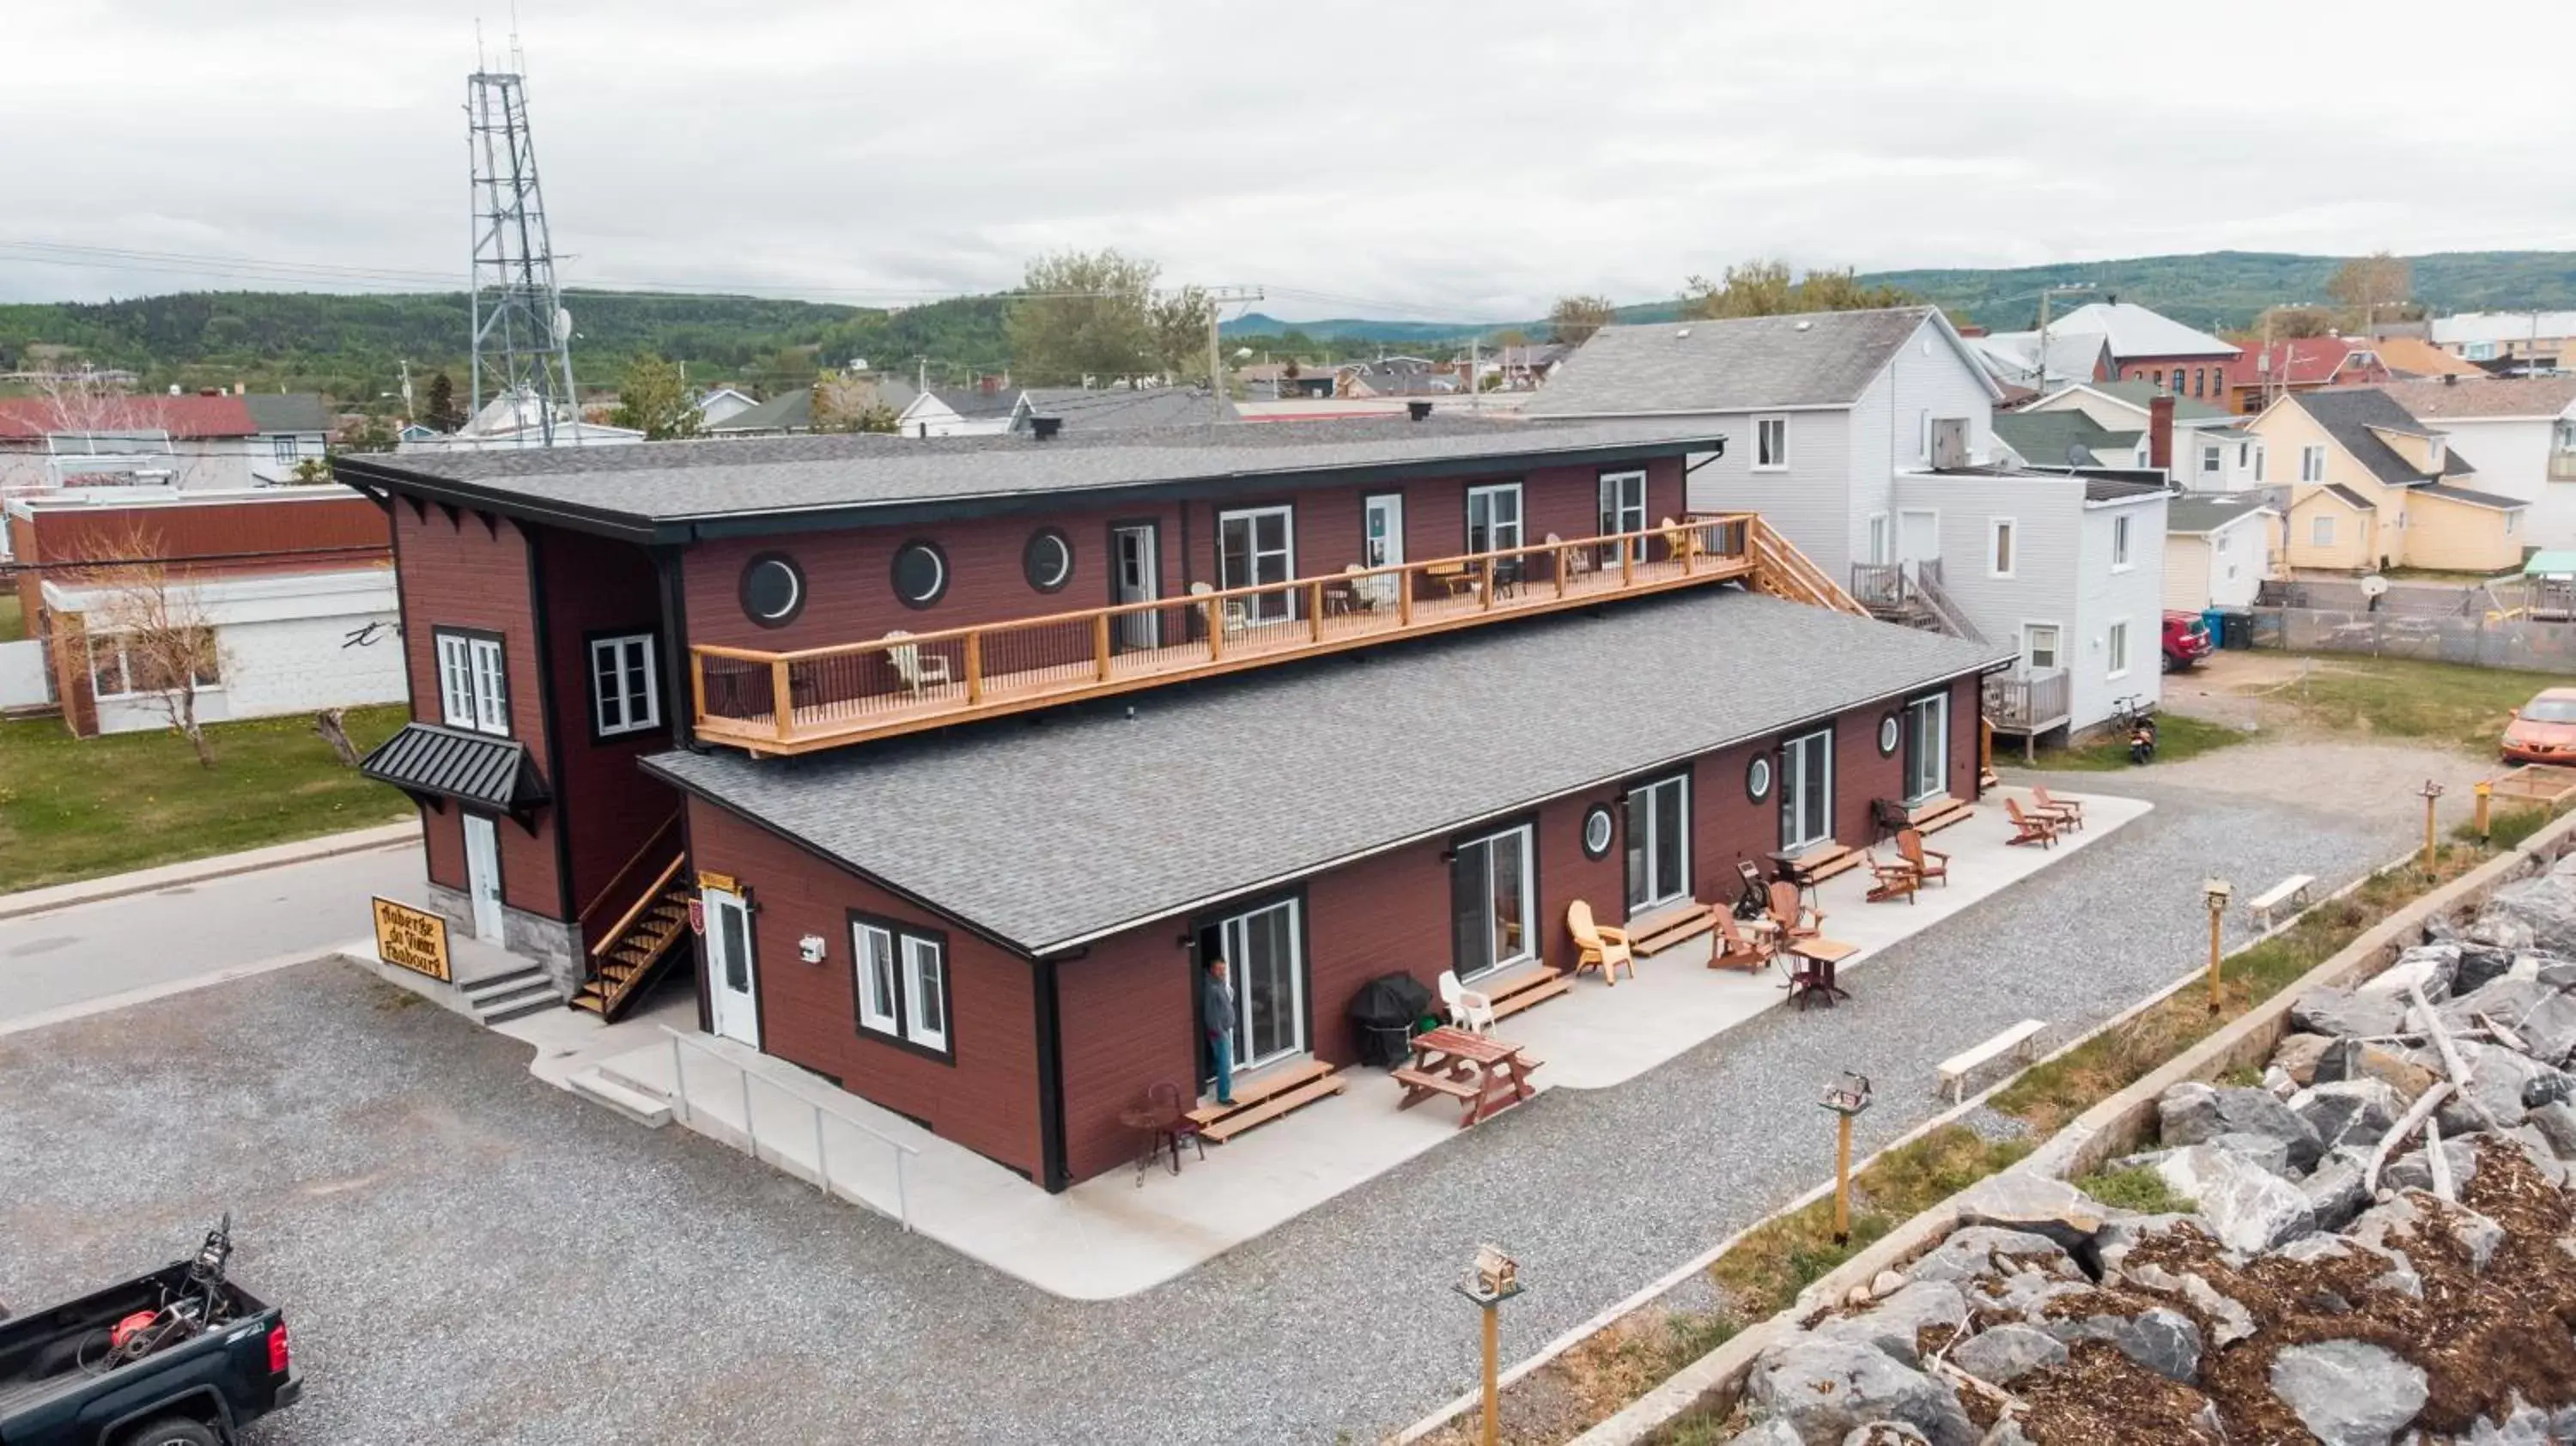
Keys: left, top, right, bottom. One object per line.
{"left": 2264, "top": 653, "right": 2563, "bottom": 754}
{"left": 0, "top": 704, "right": 412, "bottom": 893}
{"left": 2044, "top": 712, "right": 2248, "bottom": 771}
{"left": 0, "top": 593, "right": 22, "bottom": 644}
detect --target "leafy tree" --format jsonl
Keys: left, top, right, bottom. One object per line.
{"left": 1683, "top": 261, "right": 1916, "bottom": 319}
{"left": 2252, "top": 305, "right": 2336, "bottom": 340}
{"left": 422, "top": 371, "right": 464, "bottom": 432}
{"left": 1150, "top": 284, "right": 1217, "bottom": 388}
{"left": 607, "top": 352, "right": 702, "bottom": 440}
{"left": 1492, "top": 328, "right": 1531, "bottom": 349}
{"left": 810, "top": 371, "right": 897, "bottom": 434}
{"left": 1546, "top": 295, "right": 1617, "bottom": 345}
{"left": 339, "top": 414, "right": 398, "bottom": 454}
{"left": 2326, "top": 252, "right": 2413, "bottom": 327}
{"left": 1005, "top": 249, "right": 1160, "bottom": 385}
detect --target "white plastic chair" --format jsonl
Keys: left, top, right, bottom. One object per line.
{"left": 884, "top": 630, "right": 953, "bottom": 695}
{"left": 1438, "top": 969, "right": 1496, "bottom": 1034}
{"left": 1189, "top": 580, "right": 1249, "bottom": 634}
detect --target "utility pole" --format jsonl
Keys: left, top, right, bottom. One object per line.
{"left": 1468, "top": 334, "right": 1480, "bottom": 413}
{"left": 1200, "top": 285, "right": 1264, "bottom": 400}
{"left": 2034, "top": 283, "right": 2094, "bottom": 392}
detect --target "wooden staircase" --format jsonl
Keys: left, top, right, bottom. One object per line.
{"left": 574, "top": 854, "right": 691, "bottom": 1020}
{"left": 1188, "top": 1058, "right": 1347, "bottom": 1143}
{"left": 1745, "top": 516, "right": 1871, "bottom": 617}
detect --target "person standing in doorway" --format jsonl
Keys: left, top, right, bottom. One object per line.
{"left": 1202, "top": 956, "right": 1236, "bottom": 1107}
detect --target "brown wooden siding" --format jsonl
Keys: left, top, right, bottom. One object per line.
{"left": 392, "top": 504, "right": 559, "bottom": 918}
{"left": 8, "top": 495, "right": 388, "bottom": 575}
{"left": 534, "top": 526, "right": 680, "bottom": 917}
{"left": 683, "top": 803, "right": 1042, "bottom": 1179}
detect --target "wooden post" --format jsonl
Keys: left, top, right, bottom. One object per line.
{"left": 689, "top": 648, "right": 708, "bottom": 729}
{"left": 1555, "top": 544, "right": 1569, "bottom": 599}
{"left": 1832, "top": 1111, "right": 1854, "bottom": 1245}
{"left": 1398, "top": 568, "right": 1414, "bottom": 628}
{"left": 769, "top": 658, "right": 795, "bottom": 743}
{"left": 964, "top": 632, "right": 984, "bottom": 705}
{"left": 1479, "top": 1301, "right": 1500, "bottom": 1446}
{"left": 1206, "top": 601, "right": 1224, "bottom": 661}
{"left": 2421, "top": 782, "right": 2442, "bottom": 873}
{"left": 1092, "top": 614, "right": 1111, "bottom": 683}
{"left": 2475, "top": 781, "right": 2494, "bottom": 841}
{"left": 1479, "top": 556, "right": 1494, "bottom": 611}
{"left": 1621, "top": 538, "right": 1635, "bottom": 587}
{"left": 1309, "top": 580, "right": 1325, "bottom": 642}
{"left": 2207, "top": 902, "right": 2225, "bottom": 1015}
{"left": 1681, "top": 529, "right": 1695, "bottom": 576}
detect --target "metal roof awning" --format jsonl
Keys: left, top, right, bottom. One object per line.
{"left": 361, "top": 722, "right": 550, "bottom": 821}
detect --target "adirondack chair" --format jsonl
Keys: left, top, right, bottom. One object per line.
{"left": 1188, "top": 580, "right": 1249, "bottom": 634}
{"left": 1709, "top": 908, "right": 1776, "bottom": 972}
{"left": 1661, "top": 516, "right": 1705, "bottom": 563}
{"left": 1767, "top": 880, "right": 1824, "bottom": 943}
{"left": 1564, "top": 899, "right": 1635, "bottom": 985}
{"left": 1865, "top": 850, "right": 1920, "bottom": 904}
{"left": 884, "top": 630, "right": 953, "bottom": 696}
{"left": 1897, "top": 829, "right": 1950, "bottom": 887}
{"left": 2006, "top": 797, "right": 2059, "bottom": 848}
{"left": 2031, "top": 785, "right": 2085, "bottom": 829}
{"left": 1437, "top": 969, "right": 1497, "bottom": 1034}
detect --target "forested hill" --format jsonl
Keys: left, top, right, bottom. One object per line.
{"left": 1859, "top": 250, "right": 2576, "bottom": 332}
{"left": 0, "top": 290, "right": 1012, "bottom": 401}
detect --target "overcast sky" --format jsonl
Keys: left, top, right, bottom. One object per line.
{"left": 8, "top": 0, "right": 2574, "bottom": 321}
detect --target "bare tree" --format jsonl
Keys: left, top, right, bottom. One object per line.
{"left": 2326, "top": 252, "right": 2413, "bottom": 330}
{"left": 34, "top": 369, "right": 145, "bottom": 438}
{"left": 1546, "top": 295, "right": 1618, "bottom": 345}
{"left": 64, "top": 519, "right": 227, "bottom": 767}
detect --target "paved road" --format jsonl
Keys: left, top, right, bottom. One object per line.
{"left": 0, "top": 777, "right": 2415, "bottom": 1445}
{"left": 0, "top": 844, "right": 422, "bottom": 1026}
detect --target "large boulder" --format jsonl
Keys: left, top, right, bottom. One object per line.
{"left": 1743, "top": 1337, "right": 1978, "bottom": 1446}
{"left": 1843, "top": 1425, "right": 1931, "bottom": 1446}
{"left": 2291, "top": 986, "right": 2413, "bottom": 1040}
{"left": 2158, "top": 1083, "right": 2324, "bottom": 1171}
{"left": 2377, "top": 1137, "right": 2480, "bottom": 1197}
{"left": 2351, "top": 1192, "right": 2506, "bottom": 1273}
{"left": 2354, "top": 944, "right": 2459, "bottom": 1002}
{"left": 1950, "top": 1174, "right": 2113, "bottom": 1255}
{"left": 2312, "top": 1041, "right": 2440, "bottom": 1102}
{"left": 2452, "top": 942, "right": 2518, "bottom": 997}
{"left": 1905, "top": 1226, "right": 2079, "bottom": 1286}
{"left": 2293, "top": 1078, "right": 2406, "bottom": 1151}
{"left": 2268, "top": 1340, "right": 2428, "bottom": 1446}
{"left": 2428, "top": 1041, "right": 2558, "bottom": 1132}
{"left": 2301, "top": 1151, "right": 2374, "bottom": 1233}
{"left": 1815, "top": 1280, "right": 1967, "bottom": 1368}
{"left": 2528, "top": 1099, "right": 2576, "bottom": 1158}
{"left": 2442, "top": 978, "right": 2576, "bottom": 1068}
{"left": 2151, "top": 1145, "right": 2316, "bottom": 1253}
{"left": 2273, "top": 1031, "right": 2337, "bottom": 1088}
{"left": 2035, "top": 1302, "right": 2202, "bottom": 1383}
{"left": 2478, "top": 854, "right": 2576, "bottom": 957}
{"left": 1724, "top": 1422, "right": 1805, "bottom": 1446}
{"left": 1949, "top": 1323, "right": 2067, "bottom": 1386}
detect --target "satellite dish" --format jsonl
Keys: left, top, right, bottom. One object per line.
{"left": 2065, "top": 443, "right": 2090, "bottom": 468}
{"left": 2360, "top": 574, "right": 2391, "bottom": 598}
{"left": 553, "top": 307, "right": 574, "bottom": 343}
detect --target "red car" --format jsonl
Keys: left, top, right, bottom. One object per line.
{"left": 2501, "top": 687, "right": 2576, "bottom": 764}
{"left": 2162, "top": 611, "right": 2215, "bottom": 673}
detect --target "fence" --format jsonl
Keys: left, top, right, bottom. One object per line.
{"left": 0, "top": 639, "right": 49, "bottom": 710}
{"left": 660, "top": 1026, "right": 920, "bottom": 1230}
{"left": 2250, "top": 606, "right": 2576, "bottom": 673}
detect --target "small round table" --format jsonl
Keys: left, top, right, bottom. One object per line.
{"left": 1121, "top": 1103, "right": 1200, "bottom": 1184}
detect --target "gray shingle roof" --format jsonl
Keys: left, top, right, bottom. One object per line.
{"left": 240, "top": 392, "right": 334, "bottom": 434}
{"left": 2166, "top": 495, "right": 2273, "bottom": 534}
{"left": 642, "top": 588, "right": 2008, "bottom": 952}
{"left": 2414, "top": 482, "right": 2525, "bottom": 511}
{"left": 361, "top": 722, "right": 550, "bottom": 814}
{"left": 1523, "top": 307, "right": 1945, "bottom": 416}
{"left": 340, "top": 416, "right": 1729, "bottom": 528}
{"left": 2322, "top": 483, "right": 2376, "bottom": 512}
{"left": 705, "top": 389, "right": 812, "bottom": 432}
{"left": 1023, "top": 387, "right": 1239, "bottom": 428}
{"left": 2083, "top": 477, "right": 2166, "bottom": 503}
{"left": 2293, "top": 389, "right": 2478, "bottom": 489}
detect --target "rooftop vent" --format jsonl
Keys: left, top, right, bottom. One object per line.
{"left": 1794, "top": 320, "right": 1814, "bottom": 332}
{"left": 1030, "top": 415, "right": 1063, "bottom": 440}
{"left": 1406, "top": 400, "right": 1432, "bottom": 422}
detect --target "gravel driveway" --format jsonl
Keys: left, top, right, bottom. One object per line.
{"left": 0, "top": 778, "right": 2417, "bottom": 1445}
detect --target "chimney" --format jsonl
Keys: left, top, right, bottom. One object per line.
{"left": 1406, "top": 400, "right": 1433, "bottom": 422}
{"left": 2444, "top": 372, "right": 2458, "bottom": 387}
{"left": 2148, "top": 392, "right": 2175, "bottom": 473}
{"left": 1030, "top": 415, "right": 1062, "bottom": 440}
{"left": 979, "top": 374, "right": 999, "bottom": 396}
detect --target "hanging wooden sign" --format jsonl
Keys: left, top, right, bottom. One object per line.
{"left": 371, "top": 896, "right": 453, "bottom": 981}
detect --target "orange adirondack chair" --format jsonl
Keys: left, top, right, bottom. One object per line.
{"left": 2031, "top": 785, "right": 2085, "bottom": 829}
{"left": 1865, "top": 850, "right": 1920, "bottom": 904}
{"left": 1565, "top": 899, "right": 1635, "bottom": 985}
{"left": 1767, "top": 880, "right": 1824, "bottom": 942}
{"left": 2006, "top": 798, "right": 2059, "bottom": 848}
{"left": 1710, "top": 908, "right": 1776, "bottom": 972}
{"left": 1897, "top": 829, "right": 1950, "bottom": 887}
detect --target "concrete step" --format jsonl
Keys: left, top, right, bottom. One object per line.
{"left": 462, "top": 965, "right": 550, "bottom": 1004}
{"left": 468, "top": 973, "right": 562, "bottom": 1025}
{"left": 566, "top": 1066, "right": 673, "bottom": 1127}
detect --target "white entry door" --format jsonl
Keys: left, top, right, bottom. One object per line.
{"left": 1362, "top": 494, "right": 1405, "bottom": 608}
{"left": 462, "top": 813, "right": 505, "bottom": 941}
{"left": 1110, "top": 523, "right": 1160, "bottom": 652}
{"left": 704, "top": 887, "right": 761, "bottom": 1048}
{"left": 1899, "top": 510, "right": 1940, "bottom": 566}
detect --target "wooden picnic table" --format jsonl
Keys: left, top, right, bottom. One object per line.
{"left": 1392, "top": 1024, "right": 1542, "bottom": 1128}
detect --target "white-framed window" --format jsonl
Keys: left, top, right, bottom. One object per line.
{"left": 2466, "top": 341, "right": 2497, "bottom": 361}
{"left": 1754, "top": 415, "right": 1789, "bottom": 471}
{"left": 1452, "top": 823, "right": 1535, "bottom": 981}
{"left": 588, "top": 633, "right": 659, "bottom": 738}
{"left": 1217, "top": 503, "right": 1297, "bottom": 624}
{"left": 271, "top": 435, "right": 300, "bottom": 465}
{"left": 2201, "top": 445, "right": 2221, "bottom": 477}
{"left": 88, "top": 628, "right": 220, "bottom": 699}
{"left": 2238, "top": 442, "right": 2251, "bottom": 467}
{"left": 2312, "top": 513, "right": 2336, "bottom": 548}
{"left": 2023, "top": 623, "right": 2062, "bottom": 671}
{"left": 2300, "top": 445, "right": 2328, "bottom": 483}
{"left": 2252, "top": 446, "right": 2266, "bottom": 483}
{"left": 2507, "top": 509, "right": 2523, "bottom": 536}
{"left": 1867, "top": 513, "right": 1890, "bottom": 565}
{"left": 1988, "top": 518, "right": 2017, "bottom": 578}
{"left": 2111, "top": 514, "right": 2134, "bottom": 570}
{"left": 1624, "top": 773, "right": 1691, "bottom": 914}
{"left": 1779, "top": 728, "right": 1833, "bottom": 852}
{"left": 1597, "top": 470, "right": 1646, "bottom": 561}
{"left": 1464, "top": 482, "right": 1523, "bottom": 555}
{"left": 852, "top": 915, "right": 950, "bottom": 1056}
{"left": 434, "top": 629, "right": 509, "bottom": 737}
{"left": 2106, "top": 619, "right": 2131, "bottom": 679}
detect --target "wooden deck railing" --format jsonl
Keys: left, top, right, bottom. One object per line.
{"left": 1983, "top": 668, "right": 2070, "bottom": 733}
{"left": 690, "top": 513, "right": 1821, "bottom": 754}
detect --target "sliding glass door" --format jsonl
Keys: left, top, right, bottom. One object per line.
{"left": 1780, "top": 728, "right": 1834, "bottom": 852}
{"left": 1218, "top": 505, "right": 1296, "bottom": 624}
{"left": 1598, "top": 470, "right": 1646, "bottom": 565}
{"left": 1903, "top": 693, "right": 1949, "bottom": 804}
{"left": 1200, "top": 896, "right": 1305, "bottom": 1073}
{"left": 1625, "top": 774, "right": 1689, "bottom": 914}
{"left": 1451, "top": 823, "right": 1534, "bottom": 981}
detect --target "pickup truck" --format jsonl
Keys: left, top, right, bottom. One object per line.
{"left": 0, "top": 1224, "right": 298, "bottom": 1446}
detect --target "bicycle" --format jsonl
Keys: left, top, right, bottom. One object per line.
{"left": 2111, "top": 693, "right": 2159, "bottom": 764}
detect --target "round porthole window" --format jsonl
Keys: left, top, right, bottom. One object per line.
{"left": 1023, "top": 527, "right": 1074, "bottom": 594}
{"left": 890, "top": 539, "right": 949, "bottom": 610}
{"left": 739, "top": 552, "right": 805, "bottom": 629}
{"left": 1747, "top": 754, "right": 1774, "bottom": 802}
{"left": 1582, "top": 804, "right": 1615, "bottom": 860}
{"left": 1879, "top": 714, "right": 1901, "bottom": 756}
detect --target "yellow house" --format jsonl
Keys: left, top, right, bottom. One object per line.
{"left": 2251, "top": 387, "right": 2527, "bottom": 574}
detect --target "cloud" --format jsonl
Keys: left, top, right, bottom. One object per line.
{"left": 5, "top": 0, "right": 2572, "bottom": 317}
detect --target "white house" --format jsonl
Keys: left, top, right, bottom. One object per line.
{"left": 2430, "top": 311, "right": 2576, "bottom": 372}
{"left": 2163, "top": 495, "right": 2277, "bottom": 612}
{"left": 241, "top": 393, "right": 335, "bottom": 483}
{"left": 2020, "top": 380, "right": 2267, "bottom": 492}
{"left": 2369, "top": 377, "right": 2576, "bottom": 548}
{"left": 694, "top": 387, "right": 759, "bottom": 429}
{"left": 895, "top": 386, "right": 1031, "bottom": 437}
{"left": 1529, "top": 305, "right": 2162, "bottom": 736}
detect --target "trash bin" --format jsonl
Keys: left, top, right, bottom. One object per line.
{"left": 2200, "top": 608, "right": 2226, "bottom": 650}
{"left": 2215, "top": 606, "right": 2254, "bottom": 648}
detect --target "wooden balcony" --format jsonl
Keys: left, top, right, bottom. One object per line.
{"left": 690, "top": 513, "right": 1864, "bottom": 755}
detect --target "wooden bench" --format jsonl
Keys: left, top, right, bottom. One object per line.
{"left": 1629, "top": 901, "right": 1717, "bottom": 957}
{"left": 1188, "top": 1058, "right": 1346, "bottom": 1140}
{"left": 2245, "top": 874, "right": 2316, "bottom": 931}
{"left": 1908, "top": 796, "right": 1975, "bottom": 835}
{"left": 1935, "top": 1019, "right": 2046, "bottom": 1104}
{"left": 1779, "top": 842, "right": 1864, "bottom": 884}
{"left": 1486, "top": 968, "right": 1571, "bottom": 1023}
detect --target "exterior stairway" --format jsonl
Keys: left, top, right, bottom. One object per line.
{"left": 574, "top": 856, "right": 692, "bottom": 1020}
{"left": 1849, "top": 560, "right": 1986, "bottom": 643}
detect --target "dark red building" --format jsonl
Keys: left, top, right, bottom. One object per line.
{"left": 341, "top": 418, "right": 2008, "bottom": 1190}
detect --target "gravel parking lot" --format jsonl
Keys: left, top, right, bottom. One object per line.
{"left": 0, "top": 775, "right": 2416, "bottom": 1445}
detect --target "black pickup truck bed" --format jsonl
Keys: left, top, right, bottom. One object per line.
{"left": 0, "top": 1261, "right": 298, "bottom": 1445}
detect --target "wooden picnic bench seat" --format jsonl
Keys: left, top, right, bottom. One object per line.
{"left": 1628, "top": 900, "right": 1717, "bottom": 957}
{"left": 1485, "top": 967, "right": 1571, "bottom": 1022}
{"left": 2246, "top": 874, "right": 2316, "bottom": 931}
{"left": 1388, "top": 1066, "right": 1480, "bottom": 1100}
{"left": 1936, "top": 1018, "right": 2046, "bottom": 1103}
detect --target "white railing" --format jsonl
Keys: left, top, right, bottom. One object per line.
{"left": 660, "top": 1025, "right": 921, "bottom": 1230}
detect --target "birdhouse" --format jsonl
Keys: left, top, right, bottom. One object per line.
{"left": 1473, "top": 1243, "right": 1518, "bottom": 1297}
{"left": 1820, "top": 1072, "right": 1874, "bottom": 1116}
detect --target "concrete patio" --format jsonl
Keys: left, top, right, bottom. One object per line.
{"left": 571, "top": 787, "right": 2147, "bottom": 1299}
